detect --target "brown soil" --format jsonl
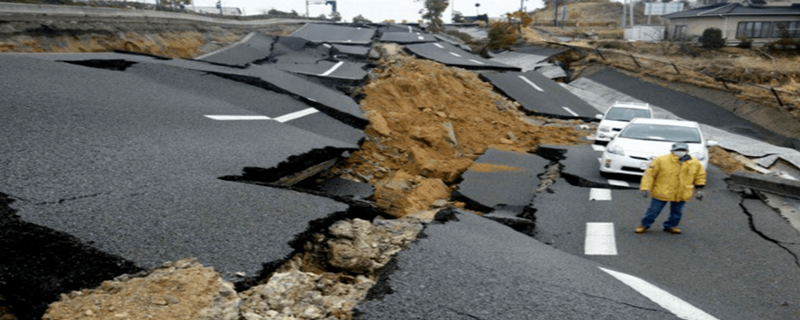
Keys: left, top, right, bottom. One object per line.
{"left": 333, "top": 47, "right": 588, "bottom": 217}
{"left": 709, "top": 145, "right": 747, "bottom": 174}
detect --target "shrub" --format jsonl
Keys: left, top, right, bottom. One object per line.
{"left": 700, "top": 28, "right": 725, "bottom": 49}
{"left": 736, "top": 35, "right": 752, "bottom": 49}
{"left": 487, "top": 21, "right": 518, "bottom": 50}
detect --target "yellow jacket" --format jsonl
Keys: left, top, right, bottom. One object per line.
{"left": 640, "top": 153, "right": 706, "bottom": 202}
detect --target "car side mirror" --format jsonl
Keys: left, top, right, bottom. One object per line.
{"left": 706, "top": 140, "right": 718, "bottom": 148}
{"left": 595, "top": 114, "right": 603, "bottom": 120}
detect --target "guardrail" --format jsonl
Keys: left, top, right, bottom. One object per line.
{"left": 0, "top": 2, "right": 318, "bottom": 26}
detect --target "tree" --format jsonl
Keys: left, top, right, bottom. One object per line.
{"left": 352, "top": 14, "right": 372, "bottom": 23}
{"left": 329, "top": 11, "right": 342, "bottom": 22}
{"left": 415, "top": 0, "right": 449, "bottom": 33}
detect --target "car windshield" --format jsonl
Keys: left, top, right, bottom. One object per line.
{"left": 605, "top": 107, "right": 652, "bottom": 121}
{"left": 619, "top": 123, "right": 701, "bottom": 143}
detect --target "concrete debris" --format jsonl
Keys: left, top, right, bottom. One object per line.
{"left": 239, "top": 218, "right": 423, "bottom": 320}
{"left": 536, "top": 163, "right": 562, "bottom": 193}
{"left": 42, "top": 259, "right": 240, "bottom": 320}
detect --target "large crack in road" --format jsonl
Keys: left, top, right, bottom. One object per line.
{"left": 7, "top": 43, "right": 591, "bottom": 320}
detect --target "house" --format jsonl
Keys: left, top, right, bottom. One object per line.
{"left": 190, "top": 6, "right": 243, "bottom": 16}
{"left": 663, "top": 0, "right": 800, "bottom": 45}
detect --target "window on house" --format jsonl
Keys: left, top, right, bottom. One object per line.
{"left": 673, "top": 25, "right": 687, "bottom": 40}
{"left": 771, "top": 21, "right": 800, "bottom": 38}
{"left": 736, "top": 21, "right": 772, "bottom": 38}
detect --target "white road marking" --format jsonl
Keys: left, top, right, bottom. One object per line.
{"left": 585, "top": 223, "right": 617, "bottom": 255}
{"left": 323, "top": 43, "right": 331, "bottom": 48}
{"left": 204, "top": 115, "right": 271, "bottom": 121}
{"left": 589, "top": 188, "right": 612, "bottom": 201}
{"left": 273, "top": 108, "right": 319, "bottom": 123}
{"left": 517, "top": 75, "right": 544, "bottom": 92}
{"left": 608, "top": 179, "right": 630, "bottom": 187}
{"left": 319, "top": 61, "right": 344, "bottom": 76}
{"left": 468, "top": 59, "right": 485, "bottom": 65}
{"left": 418, "top": 36, "right": 425, "bottom": 40}
{"left": 591, "top": 144, "right": 605, "bottom": 152}
{"left": 433, "top": 43, "right": 445, "bottom": 48}
{"left": 408, "top": 26, "right": 413, "bottom": 33}
{"left": 599, "top": 268, "right": 720, "bottom": 320}
{"left": 448, "top": 52, "right": 462, "bottom": 57}
{"left": 562, "top": 106, "right": 579, "bottom": 117}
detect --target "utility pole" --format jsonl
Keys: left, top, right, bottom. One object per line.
{"left": 621, "top": 0, "right": 626, "bottom": 27}
{"left": 553, "top": 0, "right": 559, "bottom": 27}
{"left": 306, "top": 0, "right": 309, "bottom": 17}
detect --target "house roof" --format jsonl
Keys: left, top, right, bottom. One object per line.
{"left": 665, "top": 3, "right": 800, "bottom": 19}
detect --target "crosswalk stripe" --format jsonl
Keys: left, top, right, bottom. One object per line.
{"left": 585, "top": 223, "right": 617, "bottom": 255}
{"left": 599, "top": 268, "right": 720, "bottom": 320}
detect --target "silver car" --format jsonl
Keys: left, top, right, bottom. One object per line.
{"left": 599, "top": 118, "right": 717, "bottom": 177}
{"left": 594, "top": 102, "right": 653, "bottom": 146}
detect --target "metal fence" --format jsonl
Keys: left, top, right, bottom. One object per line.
{"left": 592, "top": 47, "right": 798, "bottom": 112}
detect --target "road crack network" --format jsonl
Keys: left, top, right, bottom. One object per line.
{"left": 739, "top": 198, "right": 800, "bottom": 268}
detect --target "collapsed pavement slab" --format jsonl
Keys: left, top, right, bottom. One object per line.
{"left": 354, "top": 209, "right": 679, "bottom": 320}
{"left": 451, "top": 148, "right": 549, "bottom": 214}
{"left": 196, "top": 32, "right": 275, "bottom": 66}
{"left": 405, "top": 41, "right": 519, "bottom": 71}
{"left": 0, "top": 54, "right": 355, "bottom": 291}
{"left": 481, "top": 70, "right": 598, "bottom": 119}
{"left": 290, "top": 23, "right": 376, "bottom": 45}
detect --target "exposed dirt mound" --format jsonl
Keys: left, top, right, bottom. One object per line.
{"left": 709, "top": 145, "right": 747, "bottom": 174}
{"left": 331, "top": 46, "right": 588, "bottom": 217}
{"left": 0, "top": 19, "right": 299, "bottom": 58}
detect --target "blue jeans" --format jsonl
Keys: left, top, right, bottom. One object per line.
{"left": 641, "top": 198, "right": 686, "bottom": 229}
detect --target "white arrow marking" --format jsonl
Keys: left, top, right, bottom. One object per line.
{"left": 274, "top": 108, "right": 319, "bottom": 123}
{"left": 204, "top": 115, "right": 271, "bottom": 121}
{"left": 320, "top": 61, "right": 344, "bottom": 76}
{"left": 599, "top": 268, "right": 720, "bottom": 320}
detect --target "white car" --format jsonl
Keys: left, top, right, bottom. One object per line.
{"left": 594, "top": 102, "right": 653, "bottom": 145}
{"left": 599, "top": 118, "right": 717, "bottom": 176}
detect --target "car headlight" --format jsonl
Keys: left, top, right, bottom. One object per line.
{"left": 598, "top": 126, "right": 611, "bottom": 132}
{"left": 607, "top": 145, "right": 625, "bottom": 156}
{"left": 691, "top": 152, "right": 706, "bottom": 160}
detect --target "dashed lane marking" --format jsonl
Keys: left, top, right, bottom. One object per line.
{"left": 562, "top": 106, "right": 579, "bottom": 117}
{"left": 599, "top": 268, "right": 720, "bottom": 320}
{"left": 468, "top": 59, "right": 485, "bottom": 65}
{"left": 273, "top": 108, "right": 319, "bottom": 123}
{"left": 319, "top": 61, "right": 344, "bottom": 76}
{"left": 448, "top": 52, "right": 462, "bottom": 57}
{"left": 589, "top": 188, "right": 612, "bottom": 201}
{"left": 608, "top": 179, "right": 630, "bottom": 187}
{"left": 585, "top": 223, "right": 617, "bottom": 255}
{"left": 517, "top": 75, "right": 544, "bottom": 92}
{"left": 204, "top": 115, "right": 271, "bottom": 121}
{"left": 433, "top": 43, "right": 445, "bottom": 48}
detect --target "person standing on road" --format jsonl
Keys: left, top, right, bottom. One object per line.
{"left": 635, "top": 143, "right": 706, "bottom": 234}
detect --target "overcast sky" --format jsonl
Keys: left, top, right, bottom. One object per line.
{"left": 188, "top": 0, "right": 546, "bottom": 22}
